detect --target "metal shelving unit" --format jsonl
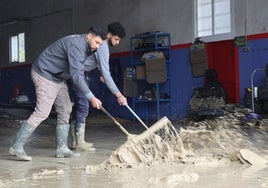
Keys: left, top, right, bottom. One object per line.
{"left": 130, "top": 32, "right": 172, "bottom": 121}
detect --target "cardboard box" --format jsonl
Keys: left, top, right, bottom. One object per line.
{"left": 145, "top": 57, "right": 167, "bottom": 83}
{"left": 190, "top": 44, "right": 208, "bottom": 77}
{"left": 191, "top": 62, "right": 208, "bottom": 77}
{"left": 123, "top": 67, "right": 137, "bottom": 97}
{"left": 123, "top": 77, "right": 138, "bottom": 97}
{"left": 135, "top": 65, "right": 146, "bottom": 79}
{"left": 190, "top": 44, "right": 207, "bottom": 64}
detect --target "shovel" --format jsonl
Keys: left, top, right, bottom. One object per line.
{"left": 100, "top": 105, "right": 176, "bottom": 140}
{"left": 100, "top": 105, "right": 181, "bottom": 167}
{"left": 125, "top": 104, "right": 149, "bottom": 129}
{"left": 100, "top": 105, "right": 173, "bottom": 139}
{"left": 100, "top": 106, "right": 132, "bottom": 137}
{"left": 100, "top": 108, "right": 178, "bottom": 168}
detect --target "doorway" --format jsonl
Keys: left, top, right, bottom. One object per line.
{"left": 206, "top": 40, "right": 240, "bottom": 103}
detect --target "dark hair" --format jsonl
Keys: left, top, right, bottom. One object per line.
{"left": 107, "top": 22, "right": 126, "bottom": 38}
{"left": 87, "top": 25, "right": 106, "bottom": 40}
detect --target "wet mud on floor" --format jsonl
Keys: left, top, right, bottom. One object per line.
{"left": 1, "top": 105, "right": 268, "bottom": 188}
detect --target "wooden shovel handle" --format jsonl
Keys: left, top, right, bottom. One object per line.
{"left": 100, "top": 106, "right": 130, "bottom": 136}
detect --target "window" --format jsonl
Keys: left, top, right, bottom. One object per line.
{"left": 195, "top": 0, "right": 234, "bottom": 41}
{"left": 10, "top": 32, "right": 25, "bottom": 63}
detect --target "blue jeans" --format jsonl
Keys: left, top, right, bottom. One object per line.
{"left": 69, "top": 77, "right": 89, "bottom": 124}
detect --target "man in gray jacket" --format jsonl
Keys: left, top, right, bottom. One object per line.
{"left": 69, "top": 22, "right": 127, "bottom": 151}
{"left": 9, "top": 26, "right": 106, "bottom": 161}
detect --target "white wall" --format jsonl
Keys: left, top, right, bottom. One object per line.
{"left": 73, "top": 0, "right": 193, "bottom": 52}
{"left": 0, "top": 0, "right": 268, "bottom": 66}
{"left": 234, "top": 0, "right": 268, "bottom": 37}
{"left": 73, "top": 0, "right": 268, "bottom": 52}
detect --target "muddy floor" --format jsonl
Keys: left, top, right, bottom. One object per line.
{"left": 1, "top": 104, "right": 268, "bottom": 188}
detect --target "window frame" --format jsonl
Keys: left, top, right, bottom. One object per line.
{"left": 194, "top": 0, "right": 235, "bottom": 42}
{"left": 9, "top": 32, "right": 25, "bottom": 63}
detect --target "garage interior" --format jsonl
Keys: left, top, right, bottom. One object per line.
{"left": 1, "top": 0, "right": 268, "bottom": 187}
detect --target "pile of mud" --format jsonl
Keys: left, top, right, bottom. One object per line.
{"left": 86, "top": 104, "right": 268, "bottom": 172}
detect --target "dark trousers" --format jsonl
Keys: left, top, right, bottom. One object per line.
{"left": 69, "top": 77, "right": 89, "bottom": 124}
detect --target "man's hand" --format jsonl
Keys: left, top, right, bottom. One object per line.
{"left": 100, "top": 76, "right": 105, "bottom": 83}
{"left": 90, "top": 97, "right": 102, "bottom": 109}
{"left": 115, "top": 92, "right": 127, "bottom": 106}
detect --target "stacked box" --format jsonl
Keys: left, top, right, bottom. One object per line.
{"left": 145, "top": 57, "right": 167, "bottom": 84}
{"left": 135, "top": 65, "right": 146, "bottom": 79}
{"left": 123, "top": 67, "right": 137, "bottom": 97}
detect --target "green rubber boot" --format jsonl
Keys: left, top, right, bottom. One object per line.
{"left": 75, "top": 123, "right": 95, "bottom": 152}
{"left": 69, "top": 121, "right": 76, "bottom": 149}
{"left": 9, "top": 121, "right": 35, "bottom": 161}
{"left": 56, "top": 124, "right": 80, "bottom": 158}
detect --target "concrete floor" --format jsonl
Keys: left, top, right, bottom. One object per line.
{"left": 1, "top": 108, "right": 268, "bottom": 188}
{"left": 0, "top": 112, "right": 142, "bottom": 188}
